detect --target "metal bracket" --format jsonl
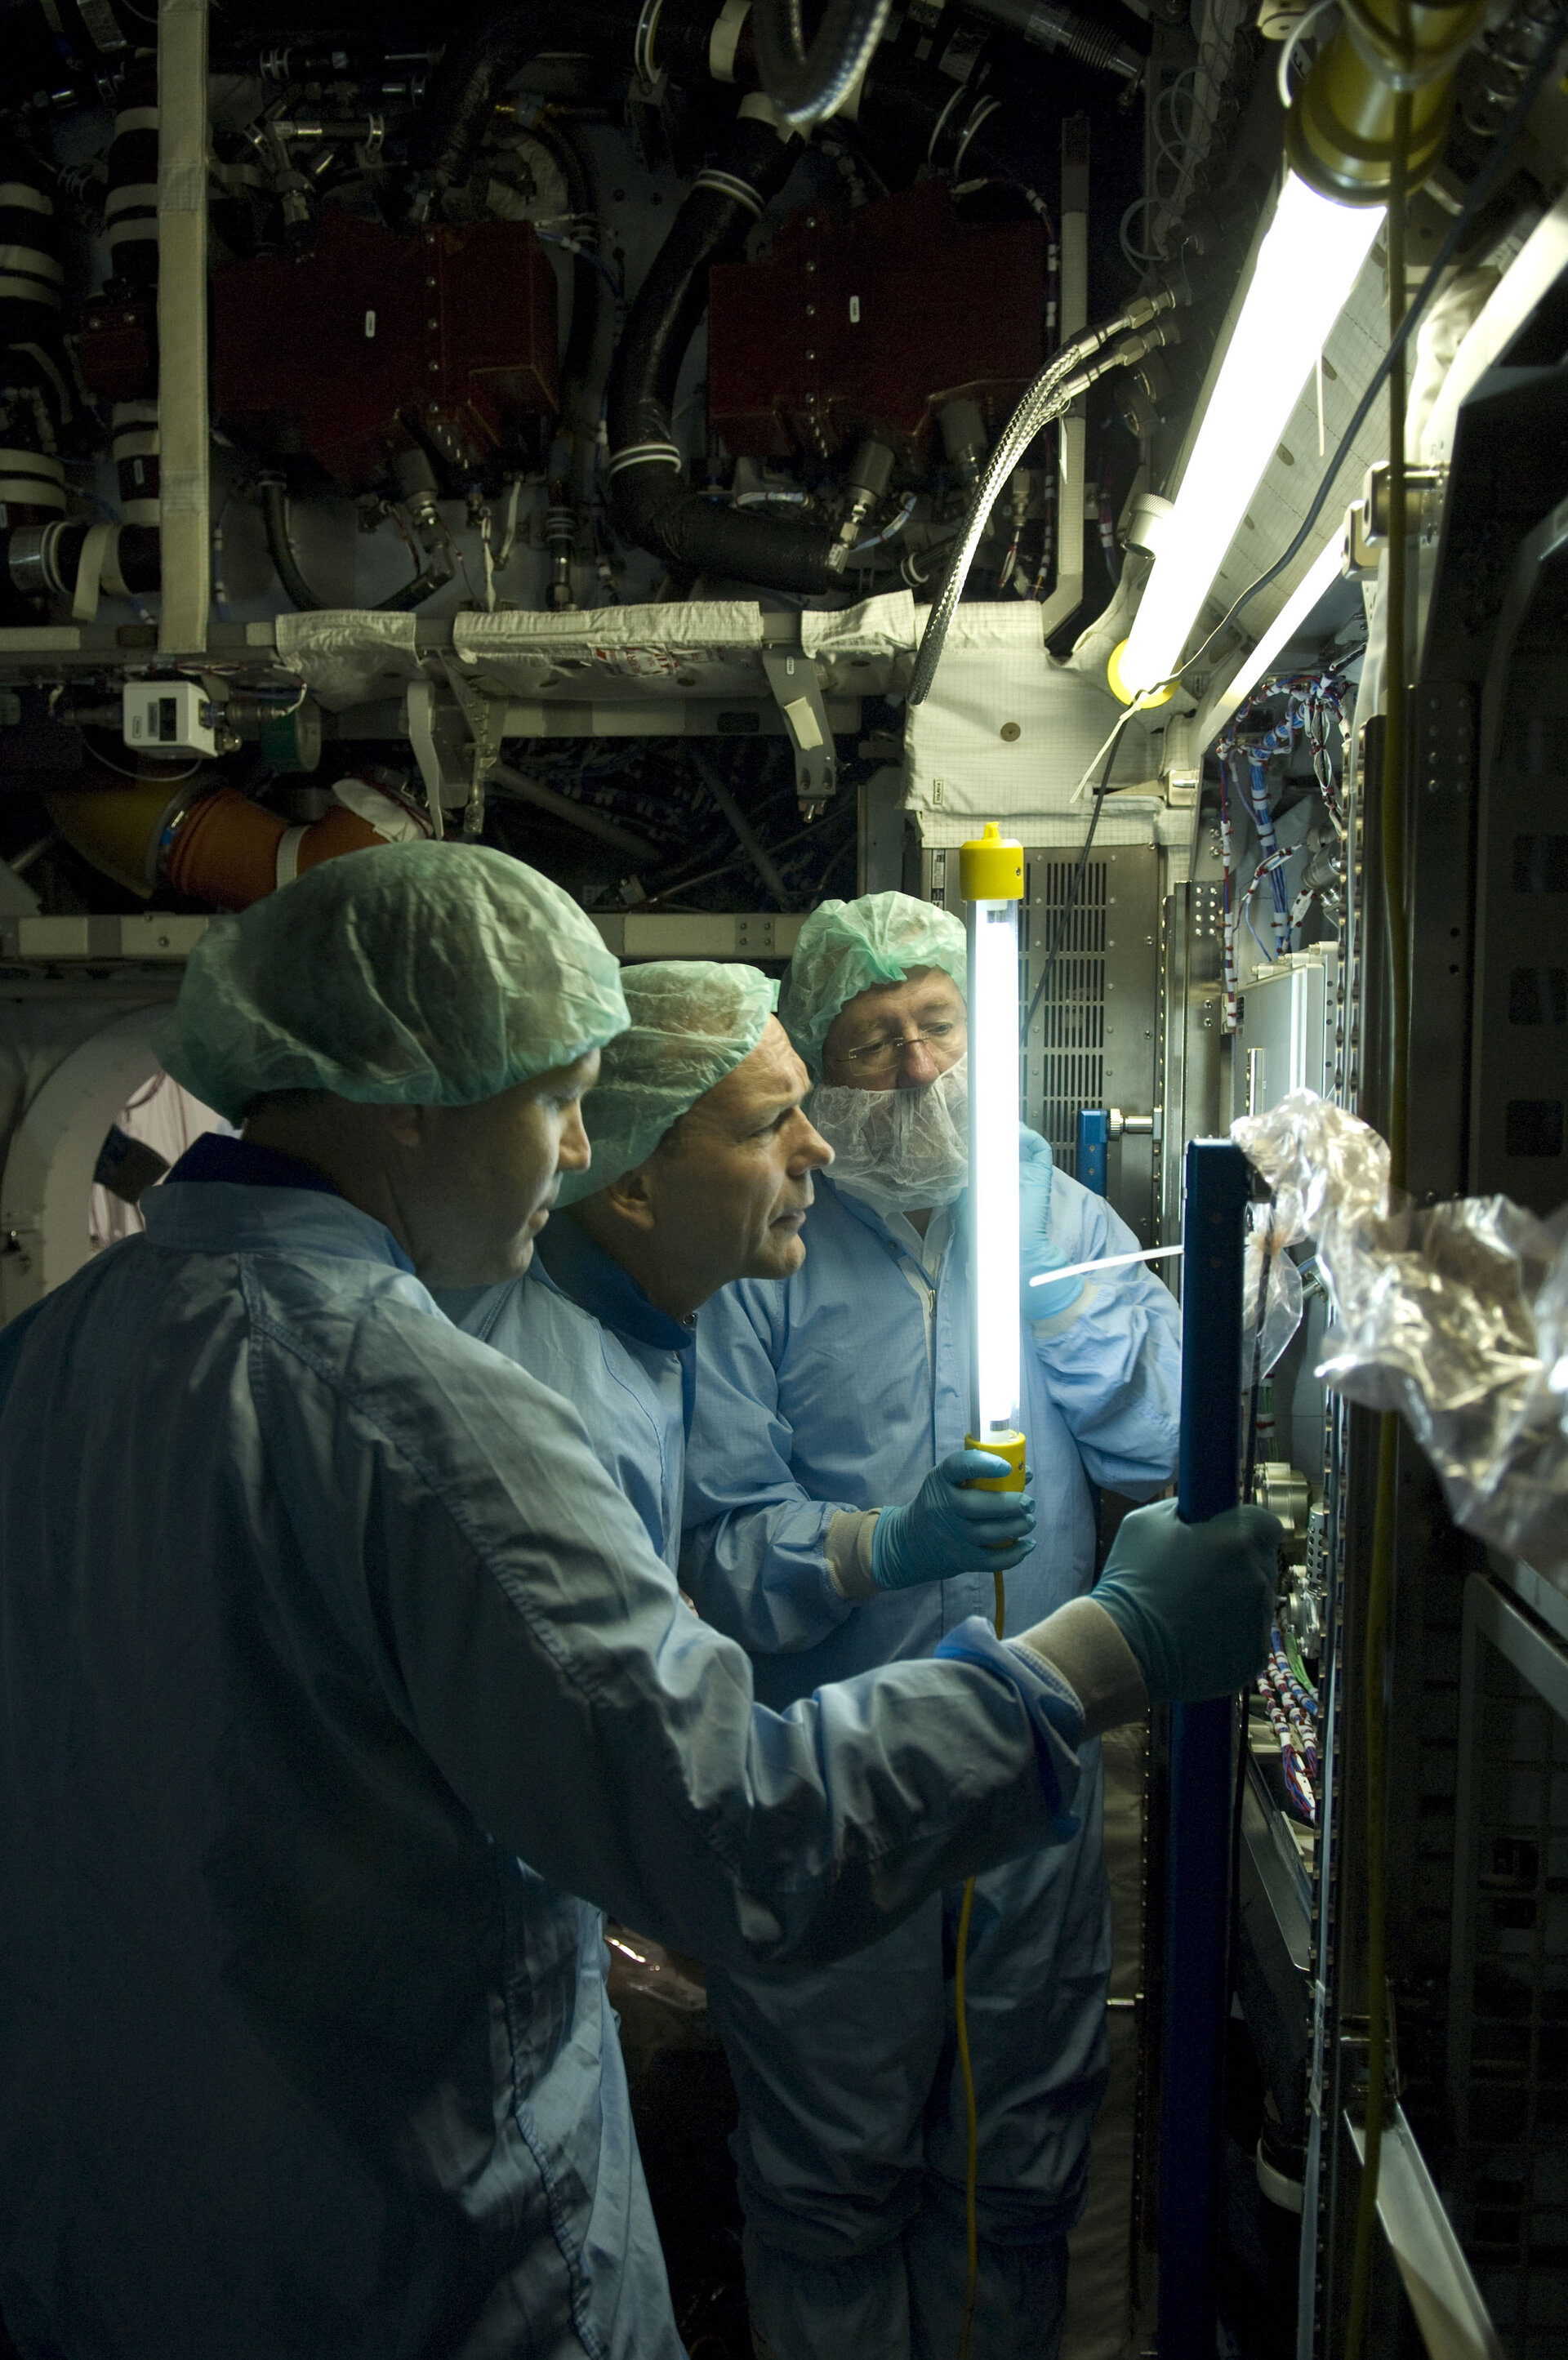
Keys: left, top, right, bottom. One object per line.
{"left": 761, "top": 649, "right": 836, "bottom": 817}
{"left": 403, "top": 666, "right": 509, "bottom": 840}
{"left": 442, "top": 657, "right": 507, "bottom": 839}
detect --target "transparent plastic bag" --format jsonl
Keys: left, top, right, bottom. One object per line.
{"left": 1232, "top": 1090, "right": 1568, "bottom": 1575}
{"left": 1240, "top": 1209, "right": 1306, "bottom": 1381}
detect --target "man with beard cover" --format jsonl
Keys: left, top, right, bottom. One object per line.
{"left": 681, "top": 892, "right": 1182, "bottom": 2360}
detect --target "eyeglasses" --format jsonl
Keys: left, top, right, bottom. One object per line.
{"left": 840, "top": 1020, "right": 964, "bottom": 1075}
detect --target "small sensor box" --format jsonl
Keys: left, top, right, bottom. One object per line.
{"left": 122, "top": 680, "right": 218, "bottom": 759}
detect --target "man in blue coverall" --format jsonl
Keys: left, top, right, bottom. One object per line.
{"left": 433, "top": 959, "right": 844, "bottom": 1573}
{"left": 682, "top": 891, "right": 1183, "bottom": 2360}
{"left": 433, "top": 954, "right": 1038, "bottom": 1640}
{"left": 0, "top": 851, "right": 1274, "bottom": 2360}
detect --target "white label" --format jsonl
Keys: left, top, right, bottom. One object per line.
{"left": 364, "top": 309, "right": 376, "bottom": 338}
{"left": 849, "top": 295, "right": 861, "bottom": 323}
{"left": 782, "top": 694, "right": 822, "bottom": 750}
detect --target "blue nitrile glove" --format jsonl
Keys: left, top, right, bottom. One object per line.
{"left": 871, "top": 1449, "right": 1037, "bottom": 1591}
{"left": 1092, "top": 1498, "right": 1284, "bottom": 1703}
{"left": 1020, "top": 1136, "right": 1085, "bottom": 1321}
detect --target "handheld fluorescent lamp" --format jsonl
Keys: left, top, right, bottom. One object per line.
{"left": 960, "top": 823, "right": 1027, "bottom": 1488}
{"left": 1113, "top": 171, "right": 1383, "bottom": 701}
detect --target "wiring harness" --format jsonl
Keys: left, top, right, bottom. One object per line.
{"left": 1214, "top": 669, "right": 1352, "bottom": 1023}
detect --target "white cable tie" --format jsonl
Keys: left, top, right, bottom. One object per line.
{"left": 0, "top": 242, "right": 63, "bottom": 281}
{"left": 0, "top": 274, "right": 61, "bottom": 305}
{"left": 952, "top": 95, "right": 1000, "bottom": 179}
{"left": 274, "top": 824, "right": 309, "bottom": 887}
{"left": 72, "top": 521, "right": 113, "bottom": 622}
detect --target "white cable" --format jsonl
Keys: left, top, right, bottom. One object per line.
{"left": 1029, "top": 1242, "right": 1183, "bottom": 1289}
{"left": 1067, "top": 705, "right": 1142, "bottom": 803}
{"left": 1276, "top": 0, "right": 1339, "bottom": 109}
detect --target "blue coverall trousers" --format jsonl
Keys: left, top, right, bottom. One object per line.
{"left": 707, "top": 1752, "right": 1108, "bottom": 2360}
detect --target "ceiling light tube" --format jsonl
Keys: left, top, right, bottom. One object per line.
{"left": 1116, "top": 172, "right": 1383, "bottom": 701}
{"left": 1203, "top": 530, "right": 1347, "bottom": 739}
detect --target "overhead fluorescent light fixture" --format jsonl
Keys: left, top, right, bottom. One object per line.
{"left": 1116, "top": 172, "right": 1383, "bottom": 700}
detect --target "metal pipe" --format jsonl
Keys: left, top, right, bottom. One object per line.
{"left": 689, "top": 748, "right": 795, "bottom": 908}
{"left": 488, "top": 762, "right": 657, "bottom": 864}
{"left": 960, "top": 0, "right": 1144, "bottom": 82}
{"left": 1158, "top": 1137, "right": 1250, "bottom": 2358}
{"left": 156, "top": 0, "right": 210, "bottom": 653}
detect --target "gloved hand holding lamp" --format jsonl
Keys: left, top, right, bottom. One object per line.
{"left": 871, "top": 1449, "right": 1037, "bottom": 1591}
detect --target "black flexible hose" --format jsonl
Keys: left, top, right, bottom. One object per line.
{"left": 376, "top": 557, "right": 452, "bottom": 611}
{"left": 265, "top": 479, "right": 453, "bottom": 612}
{"left": 606, "top": 113, "right": 838, "bottom": 592}
{"left": 412, "top": 0, "right": 629, "bottom": 192}
{"left": 853, "top": 47, "right": 1058, "bottom": 203}
{"left": 259, "top": 478, "right": 327, "bottom": 611}
{"left": 752, "top": 0, "right": 896, "bottom": 128}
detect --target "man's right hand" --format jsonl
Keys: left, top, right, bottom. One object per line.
{"left": 1091, "top": 1498, "right": 1283, "bottom": 1703}
{"left": 871, "top": 1450, "right": 1037, "bottom": 1592}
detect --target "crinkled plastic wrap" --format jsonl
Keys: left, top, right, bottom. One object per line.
{"left": 1241, "top": 1209, "right": 1306, "bottom": 1381}
{"left": 1232, "top": 1089, "right": 1568, "bottom": 1576}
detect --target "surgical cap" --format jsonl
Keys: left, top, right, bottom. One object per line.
{"left": 779, "top": 892, "right": 967, "bottom": 1075}
{"left": 157, "top": 842, "right": 630, "bottom": 1123}
{"left": 557, "top": 959, "right": 778, "bottom": 1207}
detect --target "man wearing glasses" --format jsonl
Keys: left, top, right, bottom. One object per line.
{"left": 682, "top": 891, "right": 1182, "bottom": 2360}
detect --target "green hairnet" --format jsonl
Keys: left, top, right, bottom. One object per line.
{"left": 779, "top": 892, "right": 967, "bottom": 1075}
{"left": 557, "top": 960, "right": 779, "bottom": 1207}
{"left": 156, "top": 842, "right": 629, "bottom": 1123}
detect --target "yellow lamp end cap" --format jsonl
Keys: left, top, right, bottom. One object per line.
{"left": 964, "top": 1429, "right": 1027, "bottom": 1490}
{"left": 958, "top": 819, "right": 1024, "bottom": 902}
{"left": 1107, "top": 639, "right": 1176, "bottom": 710}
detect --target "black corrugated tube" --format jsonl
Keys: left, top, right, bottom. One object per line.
{"left": 605, "top": 111, "right": 837, "bottom": 594}
{"left": 412, "top": 0, "right": 630, "bottom": 192}
{"left": 751, "top": 0, "right": 896, "bottom": 127}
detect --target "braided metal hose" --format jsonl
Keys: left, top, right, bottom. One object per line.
{"left": 908, "top": 290, "right": 1182, "bottom": 706}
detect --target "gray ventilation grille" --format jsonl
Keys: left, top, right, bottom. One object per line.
{"left": 1025, "top": 857, "right": 1108, "bottom": 1172}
